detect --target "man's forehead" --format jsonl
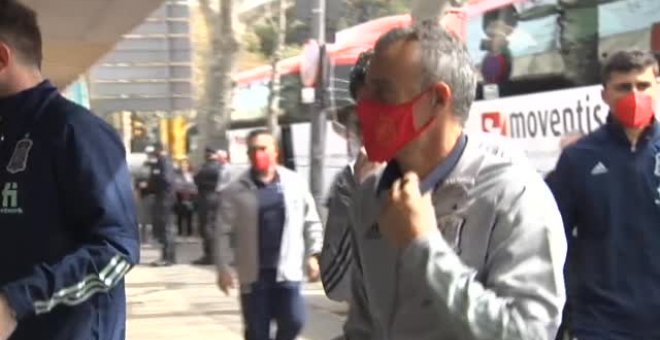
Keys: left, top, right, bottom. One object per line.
{"left": 250, "top": 134, "right": 276, "bottom": 146}
{"left": 607, "top": 67, "right": 657, "bottom": 84}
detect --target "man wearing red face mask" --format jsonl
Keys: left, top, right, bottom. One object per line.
{"left": 214, "top": 129, "right": 323, "bottom": 340}
{"left": 547, "top": 50, "right": 660, "bottom": 340}
{"left": 343, "top": 25, "right": 567, "bottom": 340}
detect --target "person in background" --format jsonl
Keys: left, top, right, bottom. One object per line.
{"left": 0, "top": 1, "right": 139, "bottom": 339}
{"left": 193, "top": 146, "right": 223, "bottom": 265}
{"left": 146, "top": 143, "right": 177, "bottom": 266}
{"left": 215, "top": 129, "right": 323, "bottom": 340}
{"left": 174, "top": 159, "right": 196, "bottom": 237}
{"left": 135, "top": 146, "right": 155, "bottom": 243}
{"left": 215, "top": 149, "right": 232, "bottom": 191}
{"left": 547, "top": 50, "right": 660, "bottom": 340}
{"left": 343, "top": 25, "right": 566, "bottom": 339}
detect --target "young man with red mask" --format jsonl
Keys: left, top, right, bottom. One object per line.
{"left": 214, "top": 129, "right": 323, "bottom": 340}
{"left": 343, "top": 25, "right": 567, "bottom": 339}
{"left": 547, "top": 50, "right": 660, "bottom": 339}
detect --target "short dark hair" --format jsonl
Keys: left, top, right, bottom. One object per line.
{"left": 246, "top": 128, "right": 274, "bottom": 143}
{"left": 0, "top": 0, "right": 42, "bottom": 67}
{"left": 601, "top": 50, "right": 659, "bottom": 85}
{"left": 349, "top": 51, "right": 373, "bottom": 100}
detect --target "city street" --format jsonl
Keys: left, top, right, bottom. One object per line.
{"left": 126, "top": 240, "right": 347, "bottom": 339}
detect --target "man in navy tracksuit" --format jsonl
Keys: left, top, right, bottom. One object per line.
{"left": 0, "top": 1, "right": 140, "bottom": 339}
{"left": 547, "top": 50, "right": 660, "bottom": 339}
{"left": 193, "top": 146, "right": 223, "bottom": 265}
{"left": 146, "top": 144, "right": 177, "bottom": 266}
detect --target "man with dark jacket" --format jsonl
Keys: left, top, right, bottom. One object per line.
{"left": 193, "top": 146, "right": 223, "bottom": 265}
{"left": 547, "top": 50, "right": 660, "bottom": 339}
{"left": 0, "top": 1, "right": 139, "bottom": 339}
{"left": 147, "top": 143, "right": 177, "bottom": 266}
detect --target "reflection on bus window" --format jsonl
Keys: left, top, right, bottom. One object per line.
{"left": 471, "top": 0, "right": 660, "bottom": 99}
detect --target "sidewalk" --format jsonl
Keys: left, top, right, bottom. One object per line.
{"left": 126, "top": 243, "right": 347, "bottom": 339}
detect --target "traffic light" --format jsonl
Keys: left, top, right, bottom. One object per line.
{"left": 158, "top": 116, "right": 190, "bottom": 160}
{"left": 170, "top": 116, "right": 188, "bottom": 160}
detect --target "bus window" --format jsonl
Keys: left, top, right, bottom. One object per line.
{"left": 470, "top": 0, "right": 660, "bottom": 99}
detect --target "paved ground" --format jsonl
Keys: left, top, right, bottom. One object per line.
{"left": 126, "top": 239, "right": 347, "bottom": 339}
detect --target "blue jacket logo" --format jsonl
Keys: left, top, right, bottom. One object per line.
{"left": 6, "top": 136, "right": 33, "bottom": 175}
{"left": 0, "top": 182, "right": 22, "bottom": 214}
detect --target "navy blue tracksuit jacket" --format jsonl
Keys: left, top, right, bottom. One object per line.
{"left": 0, "top": 81, "right": 139, "bottom": 339}
{"left": 547, "top": 117, "right": 660, "bottom": 339}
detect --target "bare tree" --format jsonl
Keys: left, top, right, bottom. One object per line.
{"left": 266, "top": 0, "right": 287, "bottom": 137}
{"left": 198, "top": 0, "right": 239, "bottom": 154}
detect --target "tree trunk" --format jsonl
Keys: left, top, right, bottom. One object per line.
{"left": 266, "top": 0, "right": 287, "bottom": 138}
{"left": 197, "top": 0, "right": 238, "bottom": 155}
{"left": 196, "top": 0, "right": 214, "bottom": 162}
{"left": 213, "top": 0, "right": 239, "bottom": 149}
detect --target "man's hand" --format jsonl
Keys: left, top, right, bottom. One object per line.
{"left": 0, "top": 294, "right": 17, "bottom": 340}
{"left": 217, "top": 270, "right": 235, "bottom": 296}
{"left": 378, "top": 172, "right": 437, "bottom": 249}
{"left": 306, "top": 256, "right": 320, "bottom": 282}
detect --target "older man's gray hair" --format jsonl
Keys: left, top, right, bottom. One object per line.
{"left": 374, "top": 26, "right": 477, "bottom": 124}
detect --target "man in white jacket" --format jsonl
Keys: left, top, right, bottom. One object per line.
{"left": 215, "top": 129, "right": 323, "bottom": 340}
{"left": 343, "top": 25, "right": 567, "bottom": 340}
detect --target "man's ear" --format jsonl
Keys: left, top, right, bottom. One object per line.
{"left": 432, "top": 82, "right": 452, "bottom": 109}
{"left": 601, "top": 87, "right": 612, "bottom": 108}
{"left": 0, "top": 43, "right": 11, "bottom": 73}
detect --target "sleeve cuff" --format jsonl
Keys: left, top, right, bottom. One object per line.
{"left": 1, "top": 284, "right": 33, "bottom": 320}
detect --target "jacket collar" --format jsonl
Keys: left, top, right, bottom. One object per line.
{"left": 605, "top": 113, "right": 660, "bottom": 149}
{"left": 376, "top": 134, "right": 468, "bottom": 196}
{"left": 0, "top": 80, "right": 56, "bottom": 121}
{"left": 238, "top": 165, "right": 288, "bottom": 190}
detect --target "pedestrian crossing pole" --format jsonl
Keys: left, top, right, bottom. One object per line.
{"left": 309, "top": 0, "right": 327, "bottom": 209}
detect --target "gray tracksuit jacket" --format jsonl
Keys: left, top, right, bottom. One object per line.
{"left": 344, "top": 133, "right": 567, "bottom": 340}
{"left": 321, "top": 163, "right": 358, "bottom": 302}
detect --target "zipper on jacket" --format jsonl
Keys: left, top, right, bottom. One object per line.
{"left": 387, "top": 254, "right": 402, "bottom": 339}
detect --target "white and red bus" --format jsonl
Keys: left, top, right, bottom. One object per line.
{"left": 228, "top": 0, "right": 660, "bottom": 195}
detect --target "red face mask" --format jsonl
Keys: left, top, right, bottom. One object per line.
{"left": 253, "top": 150, "right": 273, "bottom": 172}
{"left": 614, "top": 92, "right": 656, "bottom": 128}
{"left": 357, "top": 91, "right": 435, "bottom": 162}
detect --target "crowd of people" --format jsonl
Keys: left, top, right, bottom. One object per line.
{"left": 135, "top": 144, "right": 232, "bottom": 267}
